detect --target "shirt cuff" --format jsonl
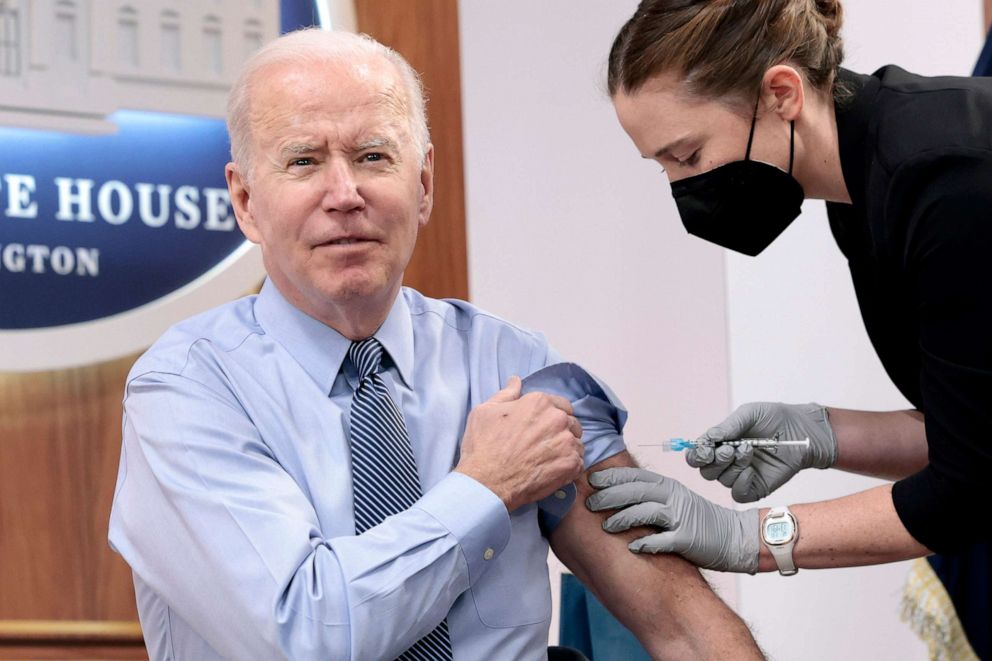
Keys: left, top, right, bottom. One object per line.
{"left": 414, "top": 471, "right": 511, "bottom": 585}
{"left": 536, "top": 483, "right": 577, "bottom": 535}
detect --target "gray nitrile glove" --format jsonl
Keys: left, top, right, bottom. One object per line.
{"left": 587, "top": 467, "right": 759, "bottom": 573}
{"left": 687, "top": 402, "right": 837, "bottom": 503}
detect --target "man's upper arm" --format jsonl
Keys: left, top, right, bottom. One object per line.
{"left": 549, "top": 450, "right": 763, "bottom": 660}
{"left": 517, "top": 358, "right": 758, "bottom": 655}
{"left": 111, "top": 370, "right": 347, "bottom": 658}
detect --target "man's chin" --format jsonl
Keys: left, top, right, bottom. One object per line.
{"left": 319, "top": 276, "right": 396, "bottom": 306}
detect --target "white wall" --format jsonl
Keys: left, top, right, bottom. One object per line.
{"left": 458, "top": 0, "right": 738, "bottom": 643}
{"left": 460, "top": 0, "right": 985, "bottom": 659}
{"left": 729, "top": 4, "right": 983, "bottom": 660}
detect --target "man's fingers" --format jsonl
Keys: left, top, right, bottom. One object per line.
{"left": 567, "top": 415, "right": 583, "bottom": 440}
{"left": 588, "top": 466, "right": 660, "bottom": 490}
{"left": 699, "top": 445, "right": 735, "bottom": 480}
{"left": 602, "top": 502, "right": 672, "bottom": 533}
{"left": 567, "top": 435, "right": 586, "bottom": 477}
{"left": 489, "top": 376, "right": 522, "bottom": 402}
{"left": 546, "top": 393, "right": 574, "bottom": 416}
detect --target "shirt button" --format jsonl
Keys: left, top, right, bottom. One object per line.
{"left": 554, "top": 490, "right": 567, "bottom": 500}
{"left": 483, "top": 548, "right": 495, "bottom": 561}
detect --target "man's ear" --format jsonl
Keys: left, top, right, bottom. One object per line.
{"left": 417, "top": 144, "right": 435, "bottom": 228}
{"left": 761, "top": 64, "right": 805, "bottom": 122}
{"left": 226, "top": 162, "right": 260, "bottom": 243}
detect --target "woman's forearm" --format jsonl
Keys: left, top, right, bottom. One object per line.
{"left": 828, "top": 407, "right": 929, "bottom": 479}
{"left": 757, "top": 484, "right": 931, "bottom": 571}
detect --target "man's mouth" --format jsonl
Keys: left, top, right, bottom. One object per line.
{"left": 324, "top": 237, "right": 375, "bottom": 246}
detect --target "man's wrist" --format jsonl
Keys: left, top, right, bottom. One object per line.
{"left": 453, "top": 465, "right": 515, "bottom": 510}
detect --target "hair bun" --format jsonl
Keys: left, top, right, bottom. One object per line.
{"left": 814, "top": 0, "right": 844, "bottom": 39}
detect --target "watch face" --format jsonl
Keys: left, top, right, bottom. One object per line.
{"left": 764, "top": 519, "right": 795, "bottom": 545}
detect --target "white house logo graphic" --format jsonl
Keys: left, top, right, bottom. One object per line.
{"left": 0, "top": 0, "right": 285, "bottom": 371}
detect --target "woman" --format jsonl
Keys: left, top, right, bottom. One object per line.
{"left": 587, "top": 0, "right": 991, "bottom": 655}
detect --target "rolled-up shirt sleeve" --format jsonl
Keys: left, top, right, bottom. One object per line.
{"left": 519, "top": 361, "right": 629, "bottom": 533}
{"left": 109, "top": 371, "right": 510, "bottom": 660}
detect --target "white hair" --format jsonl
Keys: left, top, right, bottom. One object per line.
{"left": 226, "top": 28, "right": 430, "bottom": 181}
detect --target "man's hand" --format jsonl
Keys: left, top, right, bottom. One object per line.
{"left": 587, "top": 467, "right": 760, "bottom": 573}
{"left": 687, "top": 402, "right": 837, "bottom": 502}
{"left": 455, "top": 376, "right": 584, "bottom": 511}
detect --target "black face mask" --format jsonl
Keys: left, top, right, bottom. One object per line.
{"left": 669, "top": 104, "right": 804, "bottom": 257}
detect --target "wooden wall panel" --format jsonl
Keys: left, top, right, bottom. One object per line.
{"left": 356, "top": 0, "right": 470, "bottom": 300}
{"left": 0, "top": 357, "right": 146, "bottom": 659}
{"left": 0, "top": 620, "right": 145, "bottom": 660}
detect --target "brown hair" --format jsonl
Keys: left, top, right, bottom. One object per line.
{"left": 607, "top": 0, "right": 845, "bottom": 104}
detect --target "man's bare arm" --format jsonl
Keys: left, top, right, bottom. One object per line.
{"left": 548, "top": 450, "right": 763, "bottom": 660}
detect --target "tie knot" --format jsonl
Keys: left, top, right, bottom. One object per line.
{"left": 348, "top": 337, "right": 384, "bottom": 380}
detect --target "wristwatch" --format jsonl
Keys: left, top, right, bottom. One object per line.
{"left": 761, "top": 506, "right": 799, "bottom": 576}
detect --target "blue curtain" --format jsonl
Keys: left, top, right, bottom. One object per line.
{"left": 558, "top": 574, "right": 651, "bottom": 660}
{"left": 974, "top": 27, "right": 992, "bottom": 75}
{"left": 927, "top": 546, "right": 991, "bottom": 659}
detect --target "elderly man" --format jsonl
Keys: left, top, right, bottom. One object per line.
{"left": 108, "top": 29, "right": 761, "bottom": 660}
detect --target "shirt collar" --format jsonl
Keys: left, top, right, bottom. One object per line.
{"left": 834, "top": 67, "right": 881, "bottom": 210}
{"left": 253, "top": 279, "right": 415, "bottom": 393}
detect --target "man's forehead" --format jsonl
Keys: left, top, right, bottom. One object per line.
{"left": 255, "top": 56, "right": 406, "bottom": 111}
{"left": 249, "top": 58, "right": 411, "bottom": 141}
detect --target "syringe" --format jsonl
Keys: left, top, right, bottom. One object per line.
{"left": 643, "top": 437, "right": 811, "bottom": 452}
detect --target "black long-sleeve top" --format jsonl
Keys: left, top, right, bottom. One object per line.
{"left": 827, "top": 66, "right": 992, "bottom": 553}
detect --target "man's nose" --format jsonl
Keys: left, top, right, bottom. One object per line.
{"left": 321, "top": 159, "right": 365, "bottom": 213}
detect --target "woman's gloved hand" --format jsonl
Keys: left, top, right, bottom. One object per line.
{"left": 587, "top": 467, "right": 759, "bottom": 573}
{"left": 687, "top": 402, "right": 837, "bottom": 502}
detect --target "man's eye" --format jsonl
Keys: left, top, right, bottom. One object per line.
{"left": 290, "top": 158, "right": 314, "bottom": 167}
{"left": 361, "top": 152, "right": 385, "bottom": 163}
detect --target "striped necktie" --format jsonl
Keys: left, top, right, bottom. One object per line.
{"left": 347, "top": 337, "right": 455, "bottom": 660}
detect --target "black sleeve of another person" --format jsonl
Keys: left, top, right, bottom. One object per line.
{"left": 890, "top": 154, "right": 992, "bottom": 553}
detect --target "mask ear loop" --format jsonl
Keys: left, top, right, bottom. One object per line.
{"left": 787, "top": 120, "right": 796, "bottom": 175}
{"left": 746, "top": 91, "right": 798, "bottom": 177}
{"left": 744, "top": 94, "right": 760, "bottom": 161}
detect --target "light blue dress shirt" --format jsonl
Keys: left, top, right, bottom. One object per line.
{"left": 109, "top": 279, "right": 626, "bottom": 660}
